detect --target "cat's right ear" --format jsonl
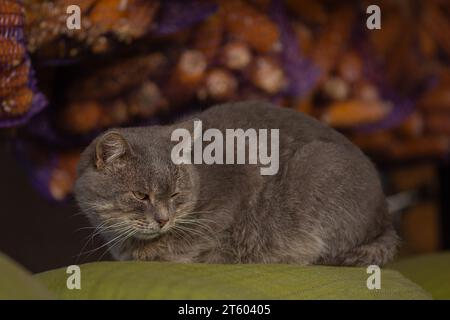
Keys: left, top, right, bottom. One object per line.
{"left": 95, "top": 131, "right": 131, "bottom": 169}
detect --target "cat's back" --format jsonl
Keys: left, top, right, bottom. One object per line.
{"left": 198, "top": 101, "right": 348, "bottom": 145}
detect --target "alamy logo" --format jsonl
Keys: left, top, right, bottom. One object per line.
{"left": 66, "top": 265, "right": 81, "bottom": 290}
{"left": 171, "top": 120, "right": 279, "bottom": 175}
{"left": 366, "top": 5, "right": 381, "bottom": 30}
{"left": 66, "top": 5, "right": 81, "bottom": 30}
{"left": 366, "top": 265, "right": 381, "bottom": 290}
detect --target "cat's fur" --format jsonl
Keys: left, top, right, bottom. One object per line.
{"left": 75, "top": 101, "right": 398, "bottom": 266}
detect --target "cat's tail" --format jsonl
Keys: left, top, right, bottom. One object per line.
{"left": 322, "top": 227, "right": 400, "bottom": 267}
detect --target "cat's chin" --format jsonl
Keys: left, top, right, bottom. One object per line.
{"left": 133, "top": 231, "right": 161, "bottom": 241}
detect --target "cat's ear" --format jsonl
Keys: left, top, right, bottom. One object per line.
{"left": 95, "top": 131, "right": 132, "bottom": 169}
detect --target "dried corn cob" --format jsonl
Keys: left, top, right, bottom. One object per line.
{"left": 1, "top": 0, "right": 47, "bottom": 125}
{"left": 285, "top": 0, "right": 327, "bottom": 25}
{"left": 88, "top": 0, "right": 159, "bottom": 43}
{"left": 351, "top": 131, "right": 394, "bottom": 154}
{"left": 1, "top": 86, "right": 33, "bottom": 117}
{"left": 370, "top": 11, "right": 404, "bottom": 57}
{"left": 353, "top": 81, "right": 380, "bottom": 102}
{"left": 418, "top": 26, "right": 437, "bottom": 59}
{"left": 388, "top": 136, "right": 450, "bottom": 160}
{"left": 419, "top": 85, "right": 450, "bottom": 111}
{"left": 203, "top": 68, "right": 237, "bottom": 101}
{"left": 0, "top": 0, "right": 24, "bottom": 29}
{"left": 425, "top": 113, "right": 450, "bottom": 135}
{"left": 250, "top": 55, "right": 286, "bottom": 94}
{"left": 422, "top": 3, "right": 450, "bottom": 58}
{"left": 322, "top": 99, "right": 391, "bottom": 128}
{"left": 0, "top": 62, "right": 29, "bottom": 97}
{"left": 193, "top": 13, "right": 223, "bottom": 62}
{"left": 61, "top": 101, "right": 103, "bottom": 134}
{"left": 26, "top": 0, "right": 159, "bottom": 54}
{"left": 322, "top": 76, "right": 350, "bottom": 101}
{"left": 99, "top": 100, "right": 129, "bottom": 128}
{"left": 0, "top": 38, "right": 24, "bottom": 67}
{"left": 338, "top": 51, "right": 363, "bottom": 84}
{"left": 397, "top": 112, "right": 424, "bottom": 138}
{"left": 68, "top": 53, "right": 167, "bottom": 100}
{"left": 222, "top": 41, "right": 251, "bottom": 70}
{"left": 292, "top": 22, "right": 313, "bottom": 55}
{"left": 220, "top": 0, "right": 280, "bottom": 53}
{"left": 49, "top": 151, "right": 80, "bottom": 201}
{"left": 164, "top": 50, "right": 207, "bottom": 105}
{"left": 312, "top": 6, "right": 354, "bottom": 74}
{"left": 127, "top": 81, "right": 168, "bottom": 118}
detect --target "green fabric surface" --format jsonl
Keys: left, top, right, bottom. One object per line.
{"left": 389, "top": 252, "right": 450, "bottom": 300}
{"left": 0, "top": 253, "right": 53, "bottom": 300}
{"left": 35, "top": 261, "right": 430, "bottom": 300}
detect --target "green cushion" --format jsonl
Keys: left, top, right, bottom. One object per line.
{"left": 389, "top": 252, "right": 450, "bottom": 300}
{"left": 0, "top": 253, "right": 53, "bottom": 300}
{"left": 35, "top": 261, "right": 430, "bottom": 300}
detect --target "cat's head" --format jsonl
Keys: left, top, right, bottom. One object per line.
{"left": 74, "top": 127, "right": 199, "bottom": 242}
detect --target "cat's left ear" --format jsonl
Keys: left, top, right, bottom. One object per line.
{"left": 95, "top": 131, "right": 132, "bottom": 169}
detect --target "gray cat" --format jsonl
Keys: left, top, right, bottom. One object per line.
{"left": 75, "top": 101, "right": 398, "bottom": 266}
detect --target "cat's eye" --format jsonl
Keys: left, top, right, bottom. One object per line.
{"left": 132, "top": 191, "right": 148, "bottom": 201}
{"left": 170, "top": 192, "right": 180, "bottom": 199}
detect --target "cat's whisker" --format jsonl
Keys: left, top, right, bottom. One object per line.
{"left": 76, "top": 220, "right": 133, "bottom": 261}
{"left": 75, "top": 219, "right": 116, "bottom": 262}
{"left": 74, "top": 226, "right": 98, "bottom": 233}
{"left": 173, "top": 224, "right": 216, "bottom": 243}
{"left": 170, "top": 226, "right": 195, "bottom": 245}
{"left": 176, "top": 222, "right": 214, "bottom": 235}
{"left": 177, "top": 209, "right": 217, "bottom": 216}
{"left": 92, "top": 221, "right": 130, "bottom": 237}
{"left": 175, "top": 217, "right": 218, "bottom": 234}
{"left": 170, "top": 227, "right": 196, "bottom": 248}
{"left": 98, "top": 228, "right": 137, "bottom": 261}
{"left": 177, "top": 216, "right": 218, "bottom": 224}
{"left": 82, "top": 226, "right": 134, "bottom": 257}
{"left": 175, "top": 221, "right": 215, "bottom": 236}
{"left": 168, "top": 227, "right": 185, "bottom": 241}
{"left": 82, "top": 220, "right": 123, "bottom": 243}
{"left": 71, "top": 211, "right": 89, "bottom": 218}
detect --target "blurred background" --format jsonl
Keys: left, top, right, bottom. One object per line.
{"left": 0, "top": 0, "right": 449, "bottom": 273}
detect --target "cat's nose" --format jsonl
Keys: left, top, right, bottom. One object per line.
{"left": 156, "top": 217, "right": 168, "bottom": 227}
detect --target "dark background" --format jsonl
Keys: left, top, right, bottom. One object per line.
{"left": 0, "top": 141, "right": 108, "bottom": 273}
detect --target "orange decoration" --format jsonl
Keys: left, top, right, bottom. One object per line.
{"left": 220, "top": 0, "right": 280, "bottom": 53}
{"left": 322, "top": 99, "right": 391, "bottom": 128}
